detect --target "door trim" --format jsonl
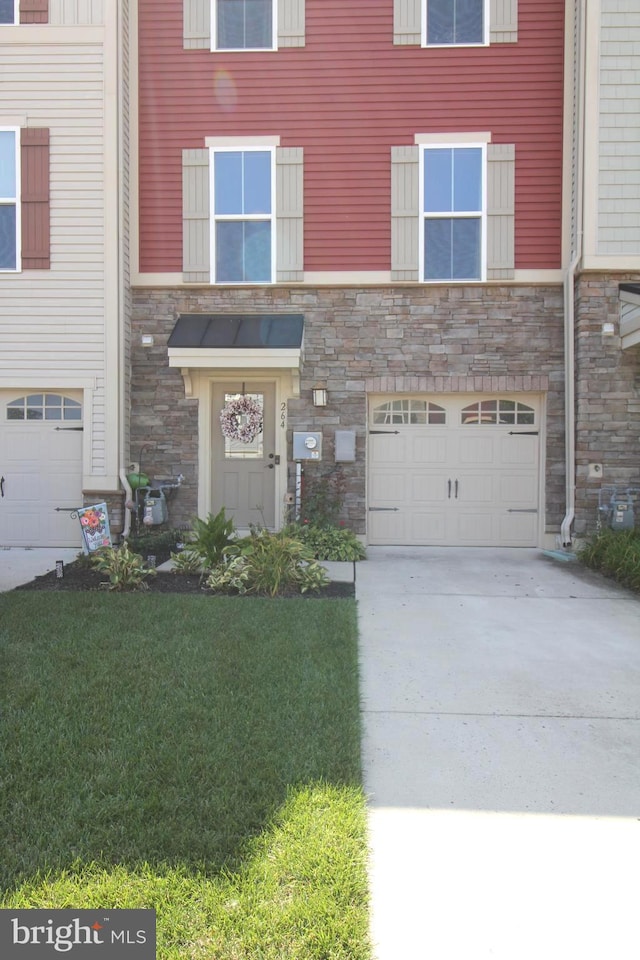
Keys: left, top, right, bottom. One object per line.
{"left": 190, "top": 369, "right": 293, "bottom": 529}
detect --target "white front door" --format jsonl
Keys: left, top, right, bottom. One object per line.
{"left": 368, "top": 395, "right": 541, "bottom": 547}
{"left": 212, "top": 382, "right": 276, "bottom": 528}
{"left": 0, "top": 392, "right": 83, "bottom": 547}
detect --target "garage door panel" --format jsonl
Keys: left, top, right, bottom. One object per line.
{"left": 454, "top": 511, "right": 494, "bottom": 543}
{"left": 456, "top": 474, "right": 494, "bottom": 504}
{"left": 411, "top": 435, "right": 448, "bottom": 464}
{"left": 411, "top": 474, "right": 448, "bottom": 502}
{"left": 370, "top": 435, "right": 407, "bottom": 465}
{"left": 499, "top": 512, "right": 539, "bottom": 545}
{"left": 370, "top": 471, "right": 407, "bottom": 505}
{"left": 411, "top": 511, "right": 447, "bottom": 543}
{"left": 458, "top": 436, "right": 495, "bottom": 465}
{"left": 500, "top": 473, "right": 538, "bottom": 505}
{"left": 368, "top": 511, "right": 404, "bottom": 544}
{"left": 499, "top": 434, "right": 539, "bottom": 465}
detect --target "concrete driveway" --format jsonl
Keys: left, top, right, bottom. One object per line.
{"left": 358, "top": 547, "right": 640, "bottom": 960}
{"left": 0, "top": 547, "right": 79, "bottom": 591}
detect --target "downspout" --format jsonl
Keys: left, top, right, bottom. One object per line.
{"left": 560, "top": 0, "right": 586, "bottom": 547}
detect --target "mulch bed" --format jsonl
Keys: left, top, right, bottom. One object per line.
{"left": 15, "top": 563, "right": 355, "bottom": 598}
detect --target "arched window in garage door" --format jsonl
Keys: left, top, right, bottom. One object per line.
{"left": 373, "top": 399, "right": 446, "bottom": 425}
{"left": 6, "top": 394, "right": 82, "bottom": 421}
{"left": 461, "top": 399, "right": 535, "bottom": 425}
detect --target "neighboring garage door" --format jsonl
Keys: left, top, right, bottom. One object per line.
{"left": 368, "top": 395, "right": 541, "bottom": 547}
{"left": 0, "top": 392, "right": 83, "bottom": 548}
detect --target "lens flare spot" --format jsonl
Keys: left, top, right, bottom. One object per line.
{"left": 214, "top": 68, "right": 238, "bottom": 112}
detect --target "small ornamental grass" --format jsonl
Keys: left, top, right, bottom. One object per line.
{"left": 579, "top": 528, "right": 640, "bottom": 592}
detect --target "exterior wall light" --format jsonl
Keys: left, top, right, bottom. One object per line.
{"left": 602, "top": 322, "right": 616, "bottom": 336}
{"left": 312, "top": 387, "right": 328, "bottom": 407}
{"left": 141, "top": 334, "right": 154, "bottom": 346}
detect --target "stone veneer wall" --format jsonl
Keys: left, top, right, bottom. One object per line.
{"left": 574, "top": 274, "right": 640, "bottom": 535}
{"left": 131, "top": 284, "right": 565, "bottom": 535}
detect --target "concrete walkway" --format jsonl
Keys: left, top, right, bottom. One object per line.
{"left": 358, "top": 547, "right": 640, "bottom": 960}
{"left": 0, "top": 547, "right": 79, "bottom": 591}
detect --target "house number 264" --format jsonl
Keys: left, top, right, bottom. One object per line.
{"left": 280, "top": 402, "right": 287, "bottom": 429}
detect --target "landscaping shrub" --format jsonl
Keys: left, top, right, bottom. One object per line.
{"left": 300, "top": 469, "right": 347, "bottom": 527}
{"left": 90, "top": 543, "right": 157, "bottom": 591}
{"left": 209, "top": 529, "right": 329, "bottom": 596}
{"left": 189, "top": 508, "right": 236, "bottom": 568}
{"left": 579, "top": 528, "right": 640, "bottom": 592}
{"left": 125, "top": 527, "right": 186, "bottom": 564}
{"left": 287, "top": 523, "right": 366, "bottom": 562}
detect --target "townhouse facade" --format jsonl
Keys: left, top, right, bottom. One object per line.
{"left": 0, "top": 0, "right": 131, "bottom": 547}
{"left": 130, "top": 0, "right": 569, "bottom": 547}
{"left": 2, "top": 0, "right": 639, "bottom": 549}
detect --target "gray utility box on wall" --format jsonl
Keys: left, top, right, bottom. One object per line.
{"left": 293, "top": 432, "right": 323, "bottom": 460}
{"left": 335, "top": 430, "right": 356, "bottom": 462}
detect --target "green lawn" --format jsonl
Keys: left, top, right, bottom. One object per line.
{"left": 0, "top": 593, "right": 370, "bottom": 959}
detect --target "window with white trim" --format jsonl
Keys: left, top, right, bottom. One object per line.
{"left": 421, "top": 144, "right": 485, "bottom": 282}
{"left": 0, "top": 128, "right": 19, "bottom": 271}
{"left": 6, "top": 394, "right": 82, "bottom": 421}
{"left": 425, "top": 0, "right": 487, "bottom": 46}
{"left": 373, "top": 399, "right": 446, "bottom": 425}
{"left": 0, "top": 0, "right": 17, "bottom": 24}
{"left": 212, "top": 148, "right": 274, "bottom": 283}
{"left": 214, "top": 0, "right": 275, "bottom": 50}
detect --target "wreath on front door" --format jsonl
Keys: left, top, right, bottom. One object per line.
{"left": 219, "top": 395, "right": 263, "bottom": 444}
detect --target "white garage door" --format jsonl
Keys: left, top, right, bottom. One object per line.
{"left": 0, "top": 392, "right": 83, "bottom": 548}
{"left": 368, "top": 395, "right": 541, "bottom": 547}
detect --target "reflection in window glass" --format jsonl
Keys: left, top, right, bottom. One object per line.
{"left": 5, "top": 394, "right": 82, "bottom": 421}
{"left": 373, "top": 400, "right": 446, "bottom": 425}
{"left": 461, "top": 400, "right": 535, "bottom": 425}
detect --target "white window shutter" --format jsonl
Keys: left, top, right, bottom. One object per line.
{"left": 183, "top": 149, "right": 211, "bottom": 283}
{"left": 487, "top": 143, "right": 515, "bottom": 279}
{"left": 276, "top": 147, "right": 304, "bottom": 281}
{"left": 391, "top": 146, "right": 419, "bottom": 281}
{"left": 394, "top": 0, "right": 422, "bottom": 45}
{"left": 278, "top": 0, "right": 305, "bottom": 47}
{"left": 490, "top": 0, "right": 518, "bottom": 43}
{"left": 184, "top": 0, "right": 210, "bottom": 49}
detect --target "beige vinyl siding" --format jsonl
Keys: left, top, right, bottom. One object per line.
{"left": 598, "top": 0, "right": 640, "bottom": 255}
{"left": 49, "top": 0, "right": 104, "bottom": 25}
{"left": 0, "top": 40, "right": 109, "bottom": 476}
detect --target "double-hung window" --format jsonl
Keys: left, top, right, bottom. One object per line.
{"left": 0, "top": 128, "right": 19, "bottom": 271}
{"left": 421, "top": 145, "right": 485, "bottom": 282}
{"left": 425, "top": 0, "right": 487, "bottom": 46}
{"left": 214, "top": 0, "right": 275, "bottom": 50}
{"left": 212, "top": 148, "right": 274, "bottom": 283}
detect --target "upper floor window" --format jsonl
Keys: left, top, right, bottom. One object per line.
{"left": 421, "top": 145, "right": 485, "bottom": 282}
{"left": 426, "top": 0, "right": 486, "bottom": 46}
{"left": 394, "top": 0, "right": 516, "bottom": 47}
{"left": 212, "top": 148, "right": 274, "bottom": 282}
{"left": 0, "top": 1, "right": 17, "bottom": 24}
{"left": 215, "top": 0, "right": 274, "bottom": 50}
{"left": 0, "top": 128, "right": 19, "bottom": 271}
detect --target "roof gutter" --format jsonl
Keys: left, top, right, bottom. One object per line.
{"left": 560, "top": 0, "right": 586, "bottom": 548}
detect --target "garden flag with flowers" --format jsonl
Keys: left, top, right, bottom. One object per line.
{"left": 77, "top": 502, "right": 112, "bottom": 554}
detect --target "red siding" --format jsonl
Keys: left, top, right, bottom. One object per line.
{"left": 138, "top": 0, "right": 565, "bottom": 273}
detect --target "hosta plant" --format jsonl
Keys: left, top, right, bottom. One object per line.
{"left": 212, "top": 529, "right": 329, "bottom": 596}
{"left": 90, "top": 543, "right": 157, "bottom": 591}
